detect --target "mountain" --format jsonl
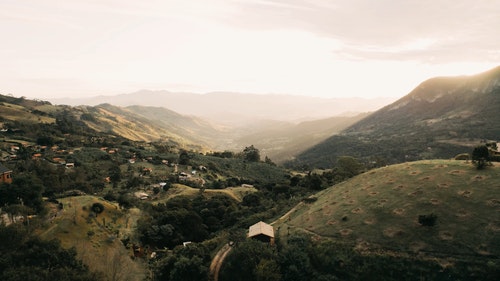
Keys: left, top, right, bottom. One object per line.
{"left": 0, "top": 93, "right": 371, "bottom": 160}
{"left": 291, "top": 66, "right": 500, "bottom": 168}
{"left": 232, "top": 113, "right": 370, "bottom": 163}
{"left": 50, "top": 91, "right": 395, "bottom": 124}
{"left": 50, "top": 91, "right": 391, "bottom": 159}
{"left": 0, "top": 94, "right": 220, "bottom": 151}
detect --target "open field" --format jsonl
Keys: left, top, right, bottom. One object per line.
{"left": 153, "top": 184, "right": 258, "bottom": 203}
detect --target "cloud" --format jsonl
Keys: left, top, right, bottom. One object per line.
{"left": 221, "top": 0, "right": 500, "bottom": 63}
{"left": 1, "top": 0, "right": 499, "bottom": 99}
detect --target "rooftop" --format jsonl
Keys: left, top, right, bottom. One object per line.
{"left": 248, "top": 221, "right": 274, "bottom": 238}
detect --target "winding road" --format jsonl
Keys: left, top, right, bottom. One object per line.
{"left": 208, "top": 201, "right": 305, "bottom": 281}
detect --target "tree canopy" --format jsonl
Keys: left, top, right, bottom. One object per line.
{"left": 243, "top": 145, "right": 261, "bottom": 162}
{"left": 472, "top": 145, "right": 490, "bottom": 169}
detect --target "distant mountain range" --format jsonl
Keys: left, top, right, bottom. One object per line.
{"left": 291, "top": 66, "right": 500, "bottom": 168}
{"left": 51, "top": 91, "right": 395, "bottom": 124}
{"left": 49, "top": 91, "right": 395, "bottom": 163}
{"left": 5, "top": 66, "right": 499, "bottom": 168}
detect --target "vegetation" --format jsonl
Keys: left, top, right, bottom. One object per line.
{"left": 472, "top": 145, "right": 490, "bottom": 169}
{"left": 0, "top": 225, "right": 100, "bottom": 281}
{"left": 290, "top": 66, "right": 500, "bottom": 168}
{"left": 274, "top": 160, "right": 500, "bottom": 279}
{"left": 1, "top": 90, "right": 499, "bottom": 280}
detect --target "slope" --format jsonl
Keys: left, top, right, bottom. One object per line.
{"left": 70, "top": 103, "right": 220, "bottom": 150}
{"left": 233, "top": 113, "right": 370, "bottom": 163}
{"left": 38, "top": 196, "right": 145, "bottom": 281}
{"left": 292, "top": 66, "right": 500, "bottom": 168}
{"left": 275, "top": 160, "right": 500, "bottom": 258}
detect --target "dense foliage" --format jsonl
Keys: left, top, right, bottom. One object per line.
{"left": 220, "top": 235, "right": 500, "bottom": 281}
{"left": 0, "top": 225, "right": 100, "bottom": 281}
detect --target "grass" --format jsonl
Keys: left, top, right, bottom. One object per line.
{"left": 0, "top": 102, "right": 55, "bottom": 123}
{"left": 37, "top": 195, "right": 145, "bottom": 280}
{"left": 153, "top": 184, "right": 258, "bottom": 203}
{"left": 275, "top": 160, "right": 500, "bottom": 259}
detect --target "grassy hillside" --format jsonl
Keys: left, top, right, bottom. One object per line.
{"left": 276, "top": 160, "right": 500, "bottom": 258}
{"left": 38, "top": 196, "right": 145, "bottom": 281}
{"left": 0, "top": 102, "right": 55, "bottom": 124}
{"left": 152, "top": 183, "right": 257, "bottom": 203}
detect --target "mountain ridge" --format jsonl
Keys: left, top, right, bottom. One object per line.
{"left": 50, "top": 91, "right": 395, "bottom": 124}
{"left": 291, "top": 65, "right": 500, "bottom": 168}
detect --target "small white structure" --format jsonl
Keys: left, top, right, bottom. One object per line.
{"left": 248, "top": 221, "right": 275, "bottom": 244}
{"left": 134, "top": 192, "right": 149, "bottom": 200}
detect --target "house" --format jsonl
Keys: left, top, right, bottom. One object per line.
{"left": 32, "top": 153, "right": 42, "bottom": 160}
{"left": 248, "top": 221, "right": 274, "bottom": 245}
{"left": 0, "top": 163, "right": 13, "bottom": 184}
{"left": 487, "top": 142, "right": 500, "bottom": 156}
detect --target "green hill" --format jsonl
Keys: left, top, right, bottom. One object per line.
{"left": 275, "top": 160, "right": 500, "bottom": 258}
{"left": 292, "top": 66, "right": 500, "bottom": 168}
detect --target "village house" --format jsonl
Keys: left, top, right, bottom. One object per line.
{"left": 248, "top": 221, "right": 275, "bottom": 245}
{"left": 487, "top": 142, "right": 500, "bottom": 156}
{"left": 0, "top": 163, "right": 13, "bottom": 184}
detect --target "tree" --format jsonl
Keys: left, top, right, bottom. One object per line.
{"left": 0, "top": 175, "right": 45, "bottom": 214}
{"left": 108, "top": 165, "right": 122, "bottom": 187}
{"left": 265, "top": 156, "right": 276, "bottom": 166}
{"left": 304, "top": 173, "right": 324, "bottom": 190}
{"left": 220, "top": 239, "right": 279, "bottom": 281}
{"left": 472, "top": 145, "right": 490, "bottom": 169}
{"left": 91, "top": 202, "right": 105, "bottom": 216}
{"left": 418, "top": 213, "right": 437, "bottom": 227}
{"left": 151, "top": 242, "right": 210, "bottom": 281}
{"left": 178, "top": 150, "right": 190, "bottom": 165}
{"left": 336, "top": 156, "right": 364, "bottom": 179}
{"left": 243, "top": 145, "right": 260, "bottom": 162}
{"left": 0, "top": 225, "right": 100, "bottom": 281}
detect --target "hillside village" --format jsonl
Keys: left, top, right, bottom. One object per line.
{"left": 1, "top": 66, "right": 500, "bottom": 280}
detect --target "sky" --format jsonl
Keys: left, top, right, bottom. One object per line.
{"left": 1, "top": 0, "right": 499, "bottom": 99}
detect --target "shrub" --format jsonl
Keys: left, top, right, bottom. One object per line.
{"left": 418, "top": 213, "right": 437, "bottom": 226}
{"left": 91, "top": 202, "right": 105, "bottom": 215}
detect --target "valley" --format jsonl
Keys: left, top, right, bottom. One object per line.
{"left": 0, "top": 66, "right": 499, "bottom": 280}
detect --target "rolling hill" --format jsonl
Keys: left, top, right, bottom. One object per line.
{"left": 291, "top": 66, "right": 500, "bottom": 168}
{"left": 0, "top": 95, "right": 222, "bottom": 151}
{"left": 275, "top": 159, "right": 500, "bottom": 259}
{"left": 81, "top": 103, "right": 224, "bottom": 150}
{"left": 1, "top": 93, "right": 376, "bottom": 161}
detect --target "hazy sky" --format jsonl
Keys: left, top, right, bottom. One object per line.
{"left": 1, "top": 0, "right": 499, "bottom": 99}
